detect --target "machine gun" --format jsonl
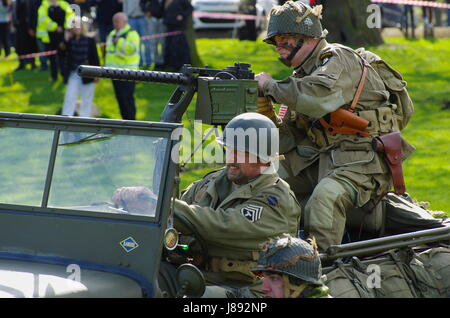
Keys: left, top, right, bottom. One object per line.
{"left": 320, "top": 226, "right": 450, "bottom": 262}
{"left": 77, "top": 63, "right": 258, "bottom": 125}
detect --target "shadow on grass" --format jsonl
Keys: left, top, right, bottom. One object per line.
{"left": 7, "top": 68, "right": 66, "bottom": 114}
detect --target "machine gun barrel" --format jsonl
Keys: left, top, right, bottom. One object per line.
{"left": 77, "top": 65, "right": 191, "bottom": 85}
{"left": 320, "top": 226, "right": 450, "bottom": 262}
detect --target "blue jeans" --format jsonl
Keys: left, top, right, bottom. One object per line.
{"left": 36, "top": 38, "right": 48, "bottom": 70}
{"left": 147, "top": 17, "right": 166, "bottom": 66}
{"left": 129, "top": 17, "right": 152, "bottom": 67}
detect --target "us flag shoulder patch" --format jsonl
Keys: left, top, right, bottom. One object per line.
{"left": 241, "top": 205, "right": 263, "bottom": 223}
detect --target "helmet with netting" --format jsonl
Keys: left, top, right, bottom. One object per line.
{"left": 264, "top": 1, "right": 327, "bottom": 45}
{"left": 251, "top": 236, "right": 323, "bottom": 285}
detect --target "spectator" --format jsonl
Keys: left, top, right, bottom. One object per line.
{"left": 12, "top": 0, "right": 37, "bottom": 71}
{"left": 140, "top": 0, "right": 166, "bottom": 70}
{"left": 238, "top": 0, "right": 257, "bottom": 41}
{"left": 37, "top": 0, "right": 75, "bottom": 82}
{"left": 123, "top": 0, "right": 152, "bottom": 69}
{"left": 71, "top": 0, "right": 92, "bottom": 15}
{"left": 447, "top": 0, "right": 450, "bottom": 26}
{"left": 28, "top": 0, "right": 48, "bottom": 71}
{"left": 402, "top": 5, "right": 416, "bottom": 38}
{"left": 60, "top": 17, "right": 100, "bottom": 117}
{"left": 89, "top": 0, "right": 122, "bottom": 46}
{"left": 422, "top": 0, "right": 434, "bottom": 37}
{"left": 0, "top": 0, "right": 11, "bottom": 58}
{"left": 163, "top": 0, "right": 192, "bottom": 72}
{"left": 105, "top": 12, "right": 140, "bottom": 120}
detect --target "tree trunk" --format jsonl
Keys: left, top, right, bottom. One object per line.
{"left": 318, "top": 0, "right": 384, "bottom": 47}
{"left": 186, "top": 16, "right": 204, "bottom": 67}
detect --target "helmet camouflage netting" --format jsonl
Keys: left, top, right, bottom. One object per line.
{"left": 251, "top": 235, "right": 323, "bottom": 285}
{"left": 263, "top": 0, "right": 328, "bottom": 45}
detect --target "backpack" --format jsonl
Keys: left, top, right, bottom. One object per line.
{"left": 355, "top": 48, "right": 414, "bottom": 131}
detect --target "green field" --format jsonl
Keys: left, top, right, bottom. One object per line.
{"left": 0, "top": 36, "right": 449, "bottom": 213}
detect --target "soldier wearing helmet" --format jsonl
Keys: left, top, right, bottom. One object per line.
{"left": 251, "top": 235, "right": 331, "bottom": 298}
{"left": 170, "top": 112, "right": 301, "bottom": 297}
{"left": 255, "top": 1, "right": 414, "bottom": 252}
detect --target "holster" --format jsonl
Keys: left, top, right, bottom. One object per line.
{"left": 372, "top": 131, "right": 406, "bottom": 195}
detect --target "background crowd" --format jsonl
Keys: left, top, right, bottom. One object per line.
{"left": 0, "top": 0, "right": 194, "bottom": 74}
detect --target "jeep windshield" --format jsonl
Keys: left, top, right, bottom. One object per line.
{"left": 0, "top": 113, "right": 180, "bottom": 220}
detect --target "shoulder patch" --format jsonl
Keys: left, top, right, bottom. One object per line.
{"left": 266, "top": 195, "right": 278, "bottom": 207}
{"left": 241, "top": 205, "right": 263, "bottom": 223}
{"left": 319, "top": 51, "right": 333, "bottom": 66}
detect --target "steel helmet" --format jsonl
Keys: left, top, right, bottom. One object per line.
{"left": 263, "top": 1, "right": 327, "bottom": 45}
{"left": 251, "top": 236, "right": 323, "bottom": 285}
{"left": 217, "top": 112, "right": 279, "bottom": 163}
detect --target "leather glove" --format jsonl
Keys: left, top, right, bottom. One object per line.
{"left": 257, "top": 96, "right": 276, "bottom": 119}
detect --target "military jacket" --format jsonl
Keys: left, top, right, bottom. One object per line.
{"left": 262, "top": 39, "right": 405, "bottom": 197}
{"left": 174, "top": 167, "right": 301, "bottom": 261}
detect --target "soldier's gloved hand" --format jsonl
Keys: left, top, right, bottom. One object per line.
{"left": 257, "top": 96, "right": 276, "bottom": 119}
{"left": 112, "top": 186, "right": 157, "bottom": 214}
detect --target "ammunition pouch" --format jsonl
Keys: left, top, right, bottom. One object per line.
{"left": 324, "top": 259, "right": 376, "bottom": 298}
{"left": 372, "top": 132, "right": 405, "bottom": 195}
{"left": 325, "top": 246, "right": 450, "bottom": 298}
{"left": 257, "top": 96, "right": 276, "bottom": 119}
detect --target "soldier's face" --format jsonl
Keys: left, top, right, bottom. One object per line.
{"left": 274, "top": 35, "right": 297, "bottom": 59}
{"left": 261, "top": 273, "right": 285, "bottom": 298}
{"left": 225, "top": 149, "right": 265, "bottom": 184}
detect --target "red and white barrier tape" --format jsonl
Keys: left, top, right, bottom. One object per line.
{"left": 193, "top": 11, "right": 261, "bottom": 21}
{"left": 0, "top": 30, "right": 184, "bottom": 61}
{"left": 372, "top": 0, "right": 450, "bottom": 9}
{"left": 140, "top": 30, "right": 183, "bottom": 41}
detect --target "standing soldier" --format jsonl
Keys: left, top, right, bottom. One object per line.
{"left": 251, "top": 236, "right": 332, "bottom": 298}
{"left": 105, "top": 12, "right": 140, "bottom": 120}
{"left": 254, "top": 1, "right": 415, "bottom": 252}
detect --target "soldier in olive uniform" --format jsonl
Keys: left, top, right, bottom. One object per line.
{"left": 173, "top": 112, "right": 301, "bottom": 297}
{"left": 254, "top": 1, "right": 414, "bottom": 252}
{"left": 113, "top": 113, "right": 302, "bottom": 297}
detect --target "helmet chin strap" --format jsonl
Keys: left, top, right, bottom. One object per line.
{"left": 278, "top": 39, "right": 304, "bottom": 67}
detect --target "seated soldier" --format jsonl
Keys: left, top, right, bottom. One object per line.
{"left": 173, "top": 113, "right": 302, "bottom": 297}
{"left": 251, "top": 235, "right": 332, "bottom": 298}
{"left": 112, "top": 112, "right": 302, "bottom": 297}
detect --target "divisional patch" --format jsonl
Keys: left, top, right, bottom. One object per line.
{"left": 120, "top": 237, "right": 139, "bottom": 252}
{"left": 319, "top": 51, "right": 333, "bottom": 66}
{"left": 266, "top": 195, "right": 278, "bottom": 207}
{"left": 241, "top": 205, "right": 263, "bottom": 223}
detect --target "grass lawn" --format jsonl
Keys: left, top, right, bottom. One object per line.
{"left": 0, "top": 36, "right": 449, "bottom": 214}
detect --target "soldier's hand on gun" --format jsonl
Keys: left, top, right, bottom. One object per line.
{"left": 112, "top": 186, "right": 158, "bottom": 214}
{"left": 255, "top": 72, "right": 273, "bottom": 92}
